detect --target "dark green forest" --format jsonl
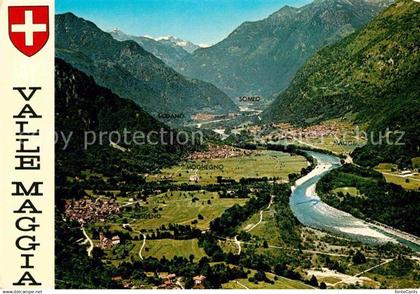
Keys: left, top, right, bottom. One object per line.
{"left": 263, "top": 0, "right": 420, "bottom": 167}
{"left": 317, "top": 164, "right": 420, "bottom": 236}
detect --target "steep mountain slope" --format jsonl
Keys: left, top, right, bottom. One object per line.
{"left": 55, "top": 58, "right": 189, "bottom": 178}
{"left": 110, "top": 29, "right": 190, "bottom": 68}
{"left": 55, "top": 13, "right": 238, "bottom": 119}
{"left": 263, "top": 0, "right": 419, "bottom": 167}
{"left": 176, "top": 0, "right": 390, "bottom": 100}
{"left": 55, "top": 58, "right": 195, "bottom": 288}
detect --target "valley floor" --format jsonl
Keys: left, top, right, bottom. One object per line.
{"left": 69, "top": 142, "right": 420, "bottom": 289}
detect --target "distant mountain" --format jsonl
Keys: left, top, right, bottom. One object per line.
{"left": 263, "top": 0, "right": 419, "bottom": 167}
{"left": 55, "top": 13, "right": 238, "bottom": 120}
{"left": 110, "top": 29, "right": 191, "bottom": 68}
{"left": 156, "top": 36, "right": 201, "bottom": 53}
{"left": 176, "top": 0, "right": 391, "bottom": 100}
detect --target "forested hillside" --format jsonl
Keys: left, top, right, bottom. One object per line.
{"left": 56, "top": 13, "right": 238, "bottom": 118}
{"left": 263, "top": 0, "right": 419, "bottom": 167}
{"left": 177, "top": 0, "right": 389, "bottom": 99}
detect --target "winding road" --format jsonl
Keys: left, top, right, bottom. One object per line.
{"left": 331, "top": 259, "right": 394, "bottom": 287}
{"left": 246, "top": 195, "right": 274, "bottom": 233}
{"left": 235, "top": 281, "right": 249, "bottom": 289}
{"left": 234, "top": 235, "right": 241, "bottom": 255}
{"left": 139, "top": 233, "right": 147, "bottom": 260}
{"left": 81, "top": 227, "right": 94, "bottom": 257}
{"left": 233, "top": 195, "right": 275, "bottom": 255}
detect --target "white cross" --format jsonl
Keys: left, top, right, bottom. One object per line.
{"left": 11, "top": 10, "right": 47, "bottom": 46}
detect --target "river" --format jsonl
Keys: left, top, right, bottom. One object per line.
{"left": 289, "top": 151, "right": 420, "bottom": 251}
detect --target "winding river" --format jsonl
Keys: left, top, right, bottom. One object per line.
{"left": 289, "top": 151, "right": 420, "bottom": 251}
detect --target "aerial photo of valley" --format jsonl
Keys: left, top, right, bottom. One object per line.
{"left": 54, "top": 0, "right": 420, "bottom": 289}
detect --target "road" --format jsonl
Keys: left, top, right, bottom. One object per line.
{"left": 139, "top": 233, "right": 147, "bottom": 260}
{"left": 246, "top": 195, "right": 274, "bottom": 233}
{"left": 235, "top": 281, "right": 249, "bottom": 289}
{"left": 234, "top": 235, "right": 241, "bottom": 255}
{"left": 233, "top": 195, "right": 274, "bottom": 255}
{"left": 81, "top": 227, "right": 94, "bottom": 257}
{"left": 381, "top": 171, "right": 420, "bottom": 182}
{"left": 217, "top": 236, "right": 382, "bottom": 259}
{"left": 354, "top": 259, "right": 394, "bottom": 277}
{"left": 120, "top": 200, "right": 140, "bottom": 208}
{"left": 293, "top": 139, "right": 323, "bottom": 151}
{"left": 331, "top": 259, "right": 394, "bottom": 287}
{"left": 232, "top": 195, "right": 275, "bottom": 255}
{"left": 176, "top": 280, "right": 185, "bottom": 289}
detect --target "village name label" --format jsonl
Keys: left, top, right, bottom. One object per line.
{"left": 239, "top": 96, "right": 261, "bottom": 102}
{"left": 12, "top": 87, "right": 44, "bottom": 286}
{"left": 158, "top": 112, "right": 185, "bottom": 120}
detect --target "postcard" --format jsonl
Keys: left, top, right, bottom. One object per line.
{"left": 0, "top": 0, "right": 419, "bottom": 292}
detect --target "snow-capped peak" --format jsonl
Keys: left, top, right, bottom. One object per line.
{"left": 110, "top": 29, "right": 203, "bottom": 53}
{"left": 155, "top": 36, "right": 201, "bottom": 53}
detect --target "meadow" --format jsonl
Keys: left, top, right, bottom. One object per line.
{"left": 375, "top": 163, "right": 420, "bottom": 190}
{"left": 222, "top": 268, "right": 313, "bottom": 289}
{"left": 142, "top": 239, "right": 206, "bottom": 261}
{"left": 147, "top": 150, "right": 308, "bottom": 185}
{"left": 128, "top": 191, "right": 248, "bottom": 231}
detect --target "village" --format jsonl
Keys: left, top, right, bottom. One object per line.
{"left": 191, "top": 112, "right": 237, "bottom": 123}
{"left": 262, "top": 122, "right": 344, "bottom": 142}
{"left": 186, "top": 144, "right": 254, "bottom": 160}
{"left": 64, "top": 198, "right": 120, "bottom": 225}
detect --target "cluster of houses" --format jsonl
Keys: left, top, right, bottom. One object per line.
{"left": 192, "top": 112, "right": 236, "bottom": 122}
{"left": 111, "top": 276, "right": 132, "bottom": 289}
{"left": 187, "top": 145, "right": 253, "bottom": 160}
{"left": 191, "top": 113, "right": 218, "bottom": 122}
{"left": 300, "top": 124, "right": 340, "bottom": 138}
{"left": 64, "top": 198, "right": 120, "bottom": 225}
{"left": 99, "top": 232, "right": 121, "bottom": 249}
{"left": 157, "top": 273, "right": 179, "bottom": 289}
{"left": 157, "top": 273, "right": 206, "bottom": 289}
{"left": 265, "top": 122, "right": 342, "bottom": 141}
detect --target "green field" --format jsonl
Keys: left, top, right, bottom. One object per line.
{"left": 240, "top": 208, "right": 283, "bottom": 246}
{"left": 375, "top": 163, "right": 420, "bottom": 190}
{"left": 217, "top": 239, "right": 240, "bottom": 255}
{"left": 222, "top": 269, "right": 313, "bottom": 289}
{"left": 142, "top": 239, "right": 206, "bottom": 261}
{"left": 99, "top": 238, "right": 206, "bottom": 265}
{"left": 147, "top": 150, "right": 307, "bottom": 185}
{"left": 381, "top": 174, "right": 420, "bottom": 190}
{"left": 127, "top": 191, "right": 248, "bottom": 230}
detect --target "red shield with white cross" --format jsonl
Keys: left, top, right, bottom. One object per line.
{"left": 8, "top": 6, "right": 50, "bottom": 57}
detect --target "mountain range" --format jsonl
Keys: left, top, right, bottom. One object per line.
{"left": 109, "top": 30, "right": 198, "bottom": 68}
{"left": 263, "top": 0, "right": 419, "bottom": 167}
{"left": 155, "top": 35, "right": 201, "bottom": 53}
{"left": 55, "top": 13, "right": 238, "bottom": 121}
{"left": 175, "top": 0, "right": 392, "bottom": 100}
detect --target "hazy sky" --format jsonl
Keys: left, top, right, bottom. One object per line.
{"left": 56, "top": 0, "right": 312, "bottom": 46}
